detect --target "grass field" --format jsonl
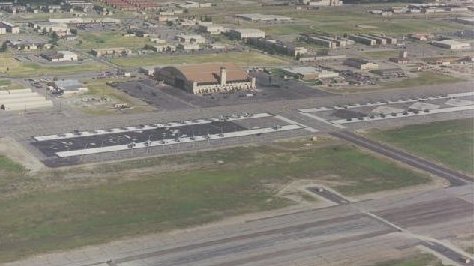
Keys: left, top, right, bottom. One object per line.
{"left": 0, "top": 53, "right": 109, "bottom": 77}
{"left": 190, "top": 4, "right": 467, "bottom": 36}
{"left": 373, "top": 253, "right": 443, "bottom": 266}
{"left": 363, "top": 50, "right": 399, "bottom": 60}
{"left": 370, "top": 119, "right": 474, "bottom": 175}
{"left": 383, "top": 72, "right": 465, "bottom": 89}
{"left": 0, "top": 79, "right": 26, "bottom": 91}
{"left": 77, "top": 32, "right": 152, "bottom": 50}
{"left": 0, "top": 79, "right": 10, "bottom": 86}
{"left": 0, "top": 139, "right": 431, "bottom": 262}
{"left": 110, "top": 51, "right": 290, "bottom": 68}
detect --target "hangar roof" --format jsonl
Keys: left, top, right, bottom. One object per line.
{"left": 175, "top": 63, "right": 249, "bottom": 83}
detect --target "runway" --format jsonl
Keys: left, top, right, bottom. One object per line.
{"left": 7, "top": 185, "right": 473, "bottom": 266}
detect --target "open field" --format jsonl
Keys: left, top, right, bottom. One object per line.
{"left": 110, "top": 51, "right": 290, "bottom": 68}
{"left": 0, "top": 54, "right": 109, "bottom": 78}
{"left": 191, "top": 3, "right": 468, "bottom": 36}
{"left": 363, "top": 50, "right": 399, "bottom": 60}
{"left": 369, "top": 118, "right": 474, "bottom": 175}
{"left": 383, "top": 72, "right": 466, "bottom": 89}
{"left": 0, "top": 79, "right": 25, "bottom": 91}
{"left": 373, "top": 253, "right": 444, "bottom": 266}
{"left": 0, "top": 139, "right": 431, "bottom": 263}
{"left": 76, "top": 32, "right": 152, "bottom": 50}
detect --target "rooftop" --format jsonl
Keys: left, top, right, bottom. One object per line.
{"left": 175, "top": 63, "right": 249, "bottom": 83}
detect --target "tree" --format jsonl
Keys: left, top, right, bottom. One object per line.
{"left": 0, "top": 41, "right": 7, "bottom": 52}
{"left": 50, "top": 32, "right": 59, "bottom": 46}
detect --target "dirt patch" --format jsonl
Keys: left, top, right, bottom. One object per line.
{"left": 0, "top": 138, "right": 45, "bottom": 173}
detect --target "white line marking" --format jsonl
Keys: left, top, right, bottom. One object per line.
{"left": 299, "top": 112, "right": 346, "bottom": 129}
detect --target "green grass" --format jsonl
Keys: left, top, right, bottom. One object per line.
{"left": 0, "top": 53, "right": 109, "bottom": 77}
{"left": 0, "top": 79, "right": 26, "bottom": 91}
{"left": 0, "top": 155, "right": 30, "bottom": 189}
{"left": 189, "top": 4, "right": 468, "bottom": 36}
{"left": 363, "top": 50, "right": 399, "bottom": 60}
{"left": 0, "top": 79, "right": 11, "bottom": 86}
{"left": 370, "top": 119, "right": 474, "bottom": 175}
{"left": 0, "top": 155, "right": 25, "bottom": 174}
{"left": 111, "top": 51, "right": 290, "bottom": 68}
{"left": 0, "top": 142, "right": 431, "bottom": 262}
{"left": 383, "top": 72, "right": 465, "bottom": 89}
{"left": 373, "top": 253, "right": 444, "bottom": 266}
{"left": 77, "top": 32, "right": 151, "bottom": 50}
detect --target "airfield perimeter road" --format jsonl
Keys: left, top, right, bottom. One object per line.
{"left": 7, "top": 184, "right": 473, "bottom": 266}
{"left": 331, "top": 131, "right": 472, "bottom": 187}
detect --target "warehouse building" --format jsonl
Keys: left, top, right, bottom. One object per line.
{"left": 248, "top": 38, "right": 307, "bottom": 58}
{"left": 235, "top": 13, "right": 292, "bottom": 22}
{"left": 300, "top": 34, "right": 353, "bottom": 49}
{"left": 199, "top": 24, "right": 225, "bottom": 35}
{"left": 41, "top": 51, "right": 78, "bottom": 62}
{"left": 281, "top": 66, "right": 339, "bottom": 80}
{"left": 431, "top": 40, "right": 471, "bottom": 50}
{"left": 228, "top": 28, "right": 265, "bottom": 40}
{"left": 0, "top": 21, "right": 19, "bottom": 34}
{"left": 156, "top": 63, "right": 256, "bottom": 94}
{"left": 344, "top": 58, "right": 379, "bottom": 70}
{"left": 91, "top": 47, "right": 131, "bottom": 57}
{"left": 54, "top": 79, "right": 88, "bottom": 94}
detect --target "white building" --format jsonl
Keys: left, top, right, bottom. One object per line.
{"left": 282, "top": 67, "right": 339, "bottom": 80}
{"left": 54, "top": 79, "right": 88, "bottom": 94}
{"left": 0, "top": 21, "right": 19, "bottom": 34}
{"left": 199, "top": 24, "right": 225, "bottom": 35}
{"left": 42, "top": 51, "right": 78, "bottom": 62}
{"left": 177, "top": 43, "right": 200, "bottom": 51}
{"left": 229, "top": 28, "right": 265, "bottom": 39}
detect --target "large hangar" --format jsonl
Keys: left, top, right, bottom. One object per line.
{"left": 156, "top": 63, "right": 256, "bottom": 94}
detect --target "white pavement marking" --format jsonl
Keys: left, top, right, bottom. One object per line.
{"left": 299, "top": 112, "right": 345, "bottom": 129}
{"left": 33, "top": 113, "right": 273, "bottom": 142}
{"left": 448, "top": 91, "right": 474, "bottom": 98}
{"left": 273, "top": 115, "right": 318, "bottom": 133}
{"left": 55, "top": 124, "right": 303, "bottom": 158}
{"left": 332, "top": 105, "right": 474, "bottom": 125}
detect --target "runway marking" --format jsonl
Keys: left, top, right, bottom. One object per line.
{"left": 273, "top": 115, "right": 318, "bottom": 132}
{"left": 299, "top": 112, "right": 345, "bottom": 129}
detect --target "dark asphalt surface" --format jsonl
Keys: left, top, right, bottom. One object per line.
{"left": 31, "top": 121, "right": 246, "bottom": 157}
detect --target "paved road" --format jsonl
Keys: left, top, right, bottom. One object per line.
{"left": 330, "top": 131, "right": 472, "bottom": 186}
{"left": 6, "top": 185, "right": 473, "bottom": 266}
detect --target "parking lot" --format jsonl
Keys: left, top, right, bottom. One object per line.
{"left": 30, "top": 112, "right": 307, "bottom": 166}
{"left": 299, "top": 92, "right": 474, "bottom": 127}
